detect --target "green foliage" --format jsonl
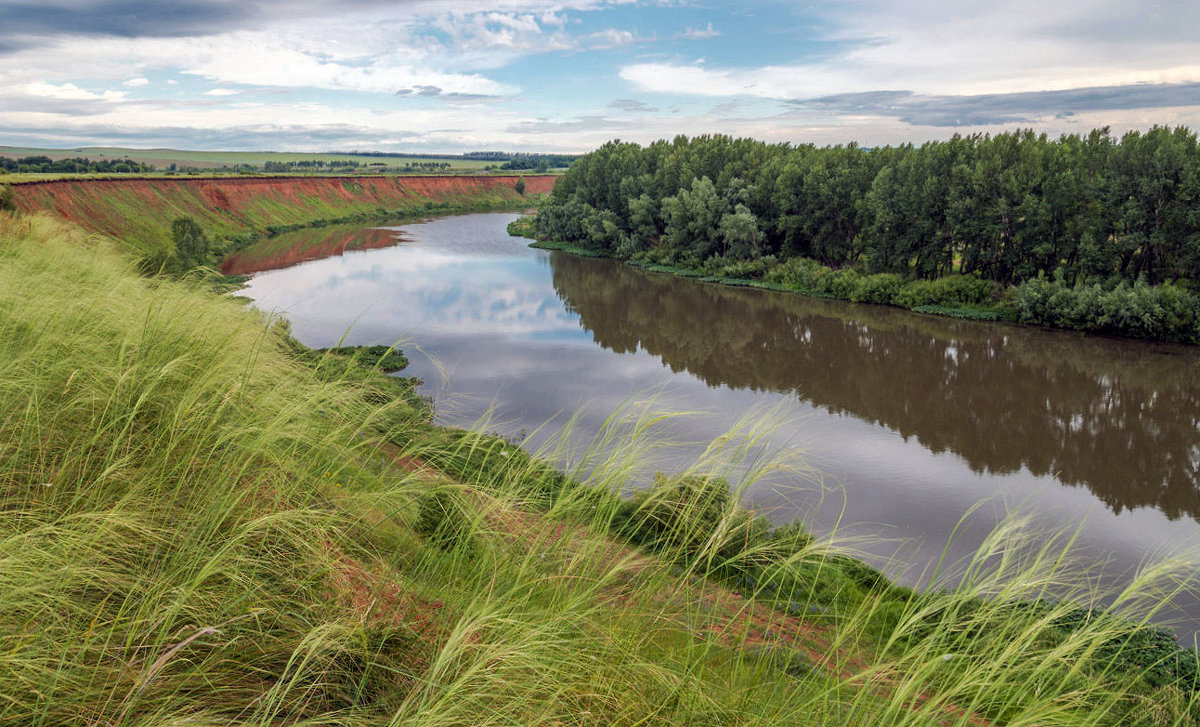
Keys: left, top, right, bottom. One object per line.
{"left": 414, "top": 488, "right": 478, "bottom": 553}
{"left": 0, "top": 183, "right": 14, "bottom": 211}
{"left": 514, "top": 176, "right": 526, "bottom": 196}
{"left": 893, "top": 274, "right": 997, "bottom": 308}
{"left": 541, "top": 127, "right": 1200, "bottom": 308}
{"left": 619, "top": 474, "right": 769, "bottom": 569}
{"left": 1012, "top": 276, "right": 1200, "bottom": 342}
{"left": 0, "top": 154, "right": 154, "bottom": 174}
{"left": 315, "top": 344, "right": 410, "bottom": 373}
{"left": 662, "top": 176, "right": 726, "bottom": 261}
{"left": 910, "top": 304, "right": 1008, "bottom": 321}
{"left": 529, "top": 238, "right": 610, "bottom": 257}
{"left": 170, "top": 216, "right": 209, "bottom": 269}
{"left": 850, "top": 272, "right": 903, "bottom": 304}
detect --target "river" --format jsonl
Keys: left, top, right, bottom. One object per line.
{"left": 238, "top": 212, "right": 1200, "bottom": 638}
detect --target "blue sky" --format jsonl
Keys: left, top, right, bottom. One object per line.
{"left": 1, "top": 0, "right": 1199, "bottom": 152}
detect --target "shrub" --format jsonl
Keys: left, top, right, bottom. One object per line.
{"left": 895, "top": 274, "right": 997, "bottom": 308}
{"left": 171, "top": 217, "right": 209, "bottom": 269}
{"left": 1012, "top": 277, "right": 1200, "bottom": 342}
{"left": 826, "top": 268, "right": 863, "bottom": 299}
{"left": 708, "top": 254, "right": 778, "bottom": 281}
{"left": 414, "top": 488, "right": 477, "bottom": 553}
{"left": 622, "top": 474, "right": 767, "bottom": 568}
{"left": 851, "top": 273, "right": 903, "bottom": 304}
{"left": 764, "top": 257, "right": 830, "bottom": 292}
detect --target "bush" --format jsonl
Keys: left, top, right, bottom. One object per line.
{"left": 171, "top": 217, "right": 209, "bottom": 269}
{"left": 764, "top": 257, "right": 831, "bottom": 292}
{"left": 850, "top": 273, "right": 903, "bottom": 304}
{"left": 707, "top": 254, "right": 778, "bottom": 281}
{"left": 826, "top": 268, "right": 863, "bottom": 299}
{"left": 414, "top": 488, "right": 477, "bottom": 553}
{"left": 622, "top": 474, "right": 767, "bottom": 568}
{"left": 895, "top": 275, "right": 997, "bottom": 308}
{"left": 1012, "top": 277, "right": 1200, "bottom": 342}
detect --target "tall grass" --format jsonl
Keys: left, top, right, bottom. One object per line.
{"left": 2, "top": 211, "right": 1199, "bottom": 725}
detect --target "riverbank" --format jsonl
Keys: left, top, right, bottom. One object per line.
{"left": 514, "top": 217, "right": 1200, "bottom": 345}
{"left": 8, "top": 174, "right": 555, "bottom": 269}
{"left": 1, "top": 208, "right": 1198, "bottom": 724}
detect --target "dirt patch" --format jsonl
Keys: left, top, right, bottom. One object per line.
{"left": 201, "top": 185, "right": 233, "bottom": 211}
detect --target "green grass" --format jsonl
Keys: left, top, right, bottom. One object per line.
{"left": 910, "top": 304, "right": 1016, "bottom": 321}
{"left": 2, "top": 210, "right": 1199, "bottom": 725}
{"left": 528, "top": 237, "right": 612, "bottom": 258}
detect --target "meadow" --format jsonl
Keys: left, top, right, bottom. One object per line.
{"left": 1, "top": 207, "right": 1198, "bottom": 725}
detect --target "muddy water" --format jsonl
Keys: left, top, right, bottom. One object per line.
{"left": 240, "top": 213, "right": 1200, "bottom": 636}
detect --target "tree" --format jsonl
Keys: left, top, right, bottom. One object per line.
{"left": 662, "top": 176, "right": 726, "bottom": 261}
{"left": 171, "top": 217, "right": 209, "bottom": 269}
{"left": 0, "top": 184, "right": 14, "bottom": 212}
{"left": 718, "top": 204, "right": 762, "bottom": 259}
{"left": 515, "top": 176, "right": 526, "bottom": 196}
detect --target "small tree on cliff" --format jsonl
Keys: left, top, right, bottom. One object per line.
{"left": 515, "top": 176, "right": 526, "bottom": 196}
{"left": 171, "top": 217, "right": 209, "bottom": 269}
{"left": 0, "top": 184, "right": 14, "bottom": 212}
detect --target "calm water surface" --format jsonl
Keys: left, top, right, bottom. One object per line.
{"left": 241, "top": 213, "right": 1200, "bottom": 635}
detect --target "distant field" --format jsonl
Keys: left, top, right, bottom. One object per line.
{"left": 0, "top": 146, "right": 491, "bottom": 170}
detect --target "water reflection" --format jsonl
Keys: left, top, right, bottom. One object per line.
{"left": 239, "top": 214, "right": 1200, "bottom": 635}
{"left": 223, "top": 223, "right": 409, "bottom": 275}
{"left": 549, "top": 254, "right": 1200, "bottom": 521}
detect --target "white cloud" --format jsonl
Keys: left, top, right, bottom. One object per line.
{"left": 623, "top": 1, "right": 1200, "bottom": 101}
{"left": 122, "top": 77, "right": 149, "bottom": 87}
{"left": 584, "top": 28, "right": 639, "bottom": 49}
{"left": 676, "top": 23, "right": 719, "bottom": 40}
{"left": 23, "top": 81, "right": 124, "bottom": 101}
{"left": 203, "top": 88, "right": 240, "bottom": 96}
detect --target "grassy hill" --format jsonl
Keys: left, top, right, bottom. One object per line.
{"left": 1, "top": 209, "right": 1198, "bottom": 725}
{"left": 7, "top": 175, "right": 554, "bottom": 268}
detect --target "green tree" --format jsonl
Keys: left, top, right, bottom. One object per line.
{"left": 171, "top": 217, "right": 209, "bottom": 270}
{"left": 718, "top": 204, "right": 762, "bottom": 259}
{"left": 662, "top": 176, "right": 726, "bottom": 261}
{"left": 0, "top": 184, "right": 14, "bottom": 212}
{"left": 515, "top": 176, "right": 526, "bottom": 196}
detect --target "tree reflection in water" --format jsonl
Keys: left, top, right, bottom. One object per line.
{"left": 549, "top": 253, "right": 1200, "bottom": 522}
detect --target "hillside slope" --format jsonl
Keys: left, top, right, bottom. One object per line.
{"left": 10, "top": 174, "right": 554, "bottom": 259}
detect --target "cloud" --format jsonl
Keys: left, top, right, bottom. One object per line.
{"left": 0, "top": 1, "right": 255, "bottom": 47}
{"left": 396, "top": 85, "right": 445, "bottom": 97}
{"left": 202, "top": 88, "right": 239, "bottom": 96}
{"left": 177, "top": 37, "right": 517, "bottom": 96}
{"left": 676, "top": 22, "right": 718, "bottom": 40}
{"left": 609, "top": 98, "right": 658, "bottom": 113}
{"left": 792, "top": 82, "right": 1200, "bottom": 127}
{"left": 506, "top": 114, "right": 630, "bottom": 134}
{"left": 122, "top": 77, "right": 149, "bottom": 87}
{"left": 23, "top": 81, "right": 124, "bottom": 101}
{"left": 583, "top": 28, "right": 655, "bottom": 49}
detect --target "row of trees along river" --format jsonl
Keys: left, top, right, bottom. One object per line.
{"left": 535, "top": 127, "right": 1200, "bottom": 343}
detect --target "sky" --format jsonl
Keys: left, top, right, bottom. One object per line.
{"left": 1, "top": 0, "right": 1200, "bottom": 153}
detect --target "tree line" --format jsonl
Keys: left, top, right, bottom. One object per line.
{"left": 536, "top": 128, "right": 1200, "bottom": 288}
{"left": 0, "top": 155, "right": 155, "bottom": 174}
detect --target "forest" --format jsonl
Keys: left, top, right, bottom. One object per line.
{"left": 534, "top": 127, "right": 1200, "bottom": 342}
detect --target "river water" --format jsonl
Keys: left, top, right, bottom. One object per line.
{"left": 239, "top": 212, "right": 1200, "bottom": 637}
